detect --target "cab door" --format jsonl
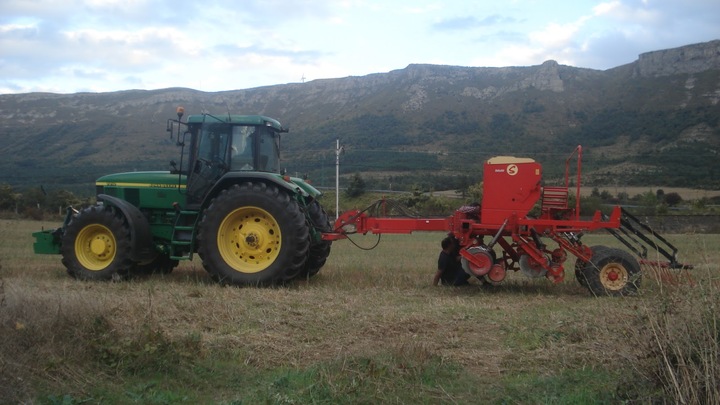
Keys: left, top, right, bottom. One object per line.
{"left": 186, "top": 123, "right": 231, "bottom": 204}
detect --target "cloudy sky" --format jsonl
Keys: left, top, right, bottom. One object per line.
{"left": 1, "top": 0, "right": 718, "bottom": 94}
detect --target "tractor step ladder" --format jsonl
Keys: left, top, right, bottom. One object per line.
{"left": 541, "top": 186, "right": 569, "bottom": 210}
{"left": 170, "top": 210, "right": 200, "bottom": 260}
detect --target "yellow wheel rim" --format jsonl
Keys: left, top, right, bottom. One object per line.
{"left": 75, "top": 224, "right": 116, "bottom": 271}
{"left": 599, "top": 262, "right": 629, "bottom": 291}
{"left": 217, "top": 206, "right": 282, "bottom": 274}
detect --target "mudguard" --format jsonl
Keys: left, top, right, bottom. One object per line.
{"left": 199, "top": 172, "right": 320, "bottom": 208}
{"left": 97, "top": 194, "right": 157, "bottom": 263}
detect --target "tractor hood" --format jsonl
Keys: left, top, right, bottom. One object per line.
{"left": 96, "top": 171, "right": 322, "bottom": 207}
{"left": 96, "top": 171, "right": 186, "bottom": 188}
{"left": 95, "top": 171, "right": 186, "bottom": 210}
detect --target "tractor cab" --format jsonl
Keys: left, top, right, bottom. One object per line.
{"left": 174, "top": 112, "right": 287, "bottom": 204}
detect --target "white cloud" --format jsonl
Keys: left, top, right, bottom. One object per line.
{"left": 477, "top": 45, "right": 541, "bottom": 67}
{"left": 593, "top": 1, "right": 661, "bottom": 23}
{"left": 528, "top": 18, "right": 589, "bottom": 49}
{"left": 0, "top": 22, "right": 37, "bottom": 33}
{"left": 1, "top": 0, "right": 719, "bottom": 93}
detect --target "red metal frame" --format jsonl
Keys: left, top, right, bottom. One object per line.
{"left": 324, "top": 211, "right": 452, "bottom": 239}
{"left": 565, "top": 145, "right": 583, "bottom": 216}
{"left": 322, "top": 146, "right": 654, "bottom": 285}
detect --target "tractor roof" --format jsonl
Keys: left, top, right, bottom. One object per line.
{"left": 186, "top": 114, "right": 285, "bottom": 131}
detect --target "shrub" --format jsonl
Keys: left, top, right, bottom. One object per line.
{"left": 627, "top": 274, "right": 720, "bottom": 403}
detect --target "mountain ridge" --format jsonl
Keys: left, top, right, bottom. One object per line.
{"left": 1, "top": 40, "right": 719, "bottom": 194}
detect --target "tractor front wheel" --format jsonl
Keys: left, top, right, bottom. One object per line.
{"left": 61, "top": 205, "right": 133, "bottom": 281}
{"left": 581, "top": 247, "right": 641, "bottom": 296}
{"left": 197, "top": 182, "right": 310, "bottom": 286}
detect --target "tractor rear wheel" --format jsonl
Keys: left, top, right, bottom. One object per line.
{"left": 304, "top": 243, "right": 331, "bottom": 278}
{"left": 197, "top": 182, "right": 309, "bottom": 286}
{"left": 61, "top": 205, "right": 133, "bottom": 281}
{"left": 302, "top": 200, "right": 333, "bottom": 278}
{"left": 581, "top": 247, "right": 641, "bottom": 296}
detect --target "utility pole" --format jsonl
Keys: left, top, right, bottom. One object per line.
{"left": 321, "top": 152, "right": 325, "bottom": 187}
{"left": 335, "top": 139, "right": 344, "bottom": 220}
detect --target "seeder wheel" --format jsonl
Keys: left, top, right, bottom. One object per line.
{"left": 575, "top": 245, "right": 607, "bottom": 288}
{"left": 581, "top": 247, "right": 641, "bottom": 296}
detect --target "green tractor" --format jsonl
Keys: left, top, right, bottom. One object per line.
{"left": 33, "top": 107, "right": 332, "bottom": 285}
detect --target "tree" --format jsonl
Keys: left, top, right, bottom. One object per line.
{"left": 599, "top": 190, "right": 613, "bottom": 201}
{"left": 580, "top": 195, "right": 603, "bottom": 216}
{"left": 693, "top": 197, "right": 708, "bottom": 210}
{"left": 21, "top": 187, "right": 47, "bottom": 210}
{"left": 453, "top": 175, "right": 474, "bottom": 198}
{"left": 664, "top": 192, "right": 682, "bottom": 207}
{"left": 0, "top": 183, "right": 18, "bottom": 211}
{"left": 48, "top": 190, "right": 82, "bottom": 212}
{"left": 638, "top": 191, "right": 658, "bottom": 216}
{"left": 345, "top": 172, "right": 366, "bottom": 198}
{"left": 465, "top": 181, "right": 483, "bottom": 204}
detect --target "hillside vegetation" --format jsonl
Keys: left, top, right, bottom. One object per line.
{"left": 0, "top": 41, "right": 719, "bottom": 196}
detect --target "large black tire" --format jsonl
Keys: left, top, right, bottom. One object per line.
{"left": 61, "top": 205, "right": 133, "bottom": 281}
{"left": 304, "top": 243, "right": 331, "bottom": 278}
{"left": 131, "top": 254, "right": 178, "bottom": 276}
{"left": 581, "top": 247, "right": 641, "bottom": 296}
{"left": 574, "top": 259, "right": 587, "bottom": 287}
{"left": 575, "top": 245, "right": 608, "bottom": 288}
{"left": 197, "top": 182, "right": 310, "bottom": 286}
{"left": 302, "top": 200, "right": 333, "bottom": 278}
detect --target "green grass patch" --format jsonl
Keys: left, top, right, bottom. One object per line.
{"left": 496, "top": 368, "right": 621, "bottom": 404}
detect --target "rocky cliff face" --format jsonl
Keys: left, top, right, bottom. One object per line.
{"left": 634, "top": 39, "right": 720, "bottom": 77}
{"left": 1, "top": 40, "right": 719, "bottom": 191}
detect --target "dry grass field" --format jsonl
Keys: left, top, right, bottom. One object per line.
{"left": 1, "top": 219, "right": 719, "bottom": 404}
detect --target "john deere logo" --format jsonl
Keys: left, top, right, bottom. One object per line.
{"left": 507, "top": 164, "right": 519, "bottom": 176}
